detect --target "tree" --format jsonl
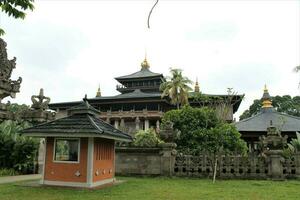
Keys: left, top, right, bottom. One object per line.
{"left": 0, "top": 0, "right": 35, "bottom": 35}
{"left": 191, "top": 88, "right": 243, "bottom": 122}
{"left": 160, "top": 68, "right": 192, "bottom": 109}
{"left": 162, "top": 106, "right": 220, "bottom": 153}
{"left": 195, "top": 123, "right": 247, "bottom": 183}
{"left": 162, "top": 106, "right": 247, "bottom": 182}
{"left": 239, "top": 95, "right": 300, "bottom": 120}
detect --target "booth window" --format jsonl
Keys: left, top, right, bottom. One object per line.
{"left": 54, "top": 138, "right": 80, "bottom": 162}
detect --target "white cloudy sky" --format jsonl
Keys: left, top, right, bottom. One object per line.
{"left": 1, "top": 0, "right": 299, "bottom": 120}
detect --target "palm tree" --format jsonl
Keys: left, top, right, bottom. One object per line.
{"left": 160, "top": 68, "right": 192, "bottom": 109}
{"left": 288, "top": 132, "right": 300, "bottom": 153}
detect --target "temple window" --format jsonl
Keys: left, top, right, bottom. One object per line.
{"left": 54, "top": 138, "right": 80, "bottom": 162}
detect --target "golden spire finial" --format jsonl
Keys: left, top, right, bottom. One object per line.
{"left": 96, "top": 84, "right": 101, "bottom": 97}
{"left": 194, "top": 77, "right": 200, "bottom": 93}
{"left": 262, "top": 84, "right": 273, "bottom": 108}
{"left": 141, "top": 53, "right": 150, "bottom": 69}
{"left": 264, "top": 84, "right": 268, "bottom": 91}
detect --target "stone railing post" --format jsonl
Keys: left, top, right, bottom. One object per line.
{"left": 265, "top": 150, "right": 285, "bottom": 180}
{"left": 159, "top": 143, "right": 177, "bottom": 176}
{"left": 295, "top": 152, "right": 300, "bottom": 178}
{"left": 260, "top": 123, "right": 287, "bottom": 180}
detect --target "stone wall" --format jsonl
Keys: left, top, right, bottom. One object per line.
{"left": 115, "top": 145, "right": 176, "bottom": 176}
{"left": 115, "top": 147, "right": 300, "bottom": 180}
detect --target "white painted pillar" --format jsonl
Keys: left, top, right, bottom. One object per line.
{"left": 114, "top": 119, "right": 119, "bottom": 129}
{"left": 156, "top": 120, "right": 160, "bottom": 130}
{"left": 87, "top": 137, "right": 94, "bottom": 187}
{"left": 120, "top": 118, "right": 125, "bottom": 129}
{"left": 135, "top": 117, "right": 140, "bottom": 131}
{"left": 144, "top": 119, "right": 149, "bottom": 130}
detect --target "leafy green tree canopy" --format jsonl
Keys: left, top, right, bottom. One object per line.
{"left": 240, "top": 95, "right": 300, "bottom": 120}
{"left": 195, "top": 123, "right": 247, "bottom": 154}
{"left": 0, "top": 0, "right": 35, "bottom": 35}
{"left": 162, "top": 106, "right": 220, "bottom": 152}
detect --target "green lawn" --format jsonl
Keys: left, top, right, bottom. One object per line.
{"left": 0, "top": 177, "right": 300, "bottom": 200}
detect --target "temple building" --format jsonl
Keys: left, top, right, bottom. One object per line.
{"left": 235, "top": 85, "right": 300, "bottom": 151}
{"left": 49, "top": 58, "right": 243, "bottom": 135}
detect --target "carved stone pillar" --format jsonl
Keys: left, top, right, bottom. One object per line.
{"left": 260, "top": 123, "right": 287, "bottom": 180}
{"left": 114, "top": 119, "right": 119, "bottom": 129}
{"left": 135, "top": 117, "right": 140, "bottom": 131}
{"left": 144, "top": 119, "right": 149, "bottom": 130}
{"left": 106, "top": 117, "right": 110, "bottom": 124}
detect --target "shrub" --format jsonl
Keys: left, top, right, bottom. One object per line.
{"left": 0, "top": 120, "right": 39, "bottom": 174}
{"left": 133, "top": 129, "right": 164, "bottom": 147}
{"left": 0, "top": 168, "right": 19, "bottom": 177}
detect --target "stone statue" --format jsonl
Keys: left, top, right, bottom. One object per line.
{"left": 0, "top": 38, "right": 22, "bottom": 102}
{"left": 31, "top": 88, "right": 51, "bottom": 110}
{"left": 159, "top": 121, "right": 179, "bottom": 143}
{"left": 259, "top": 120, "right": 288, "bottom": 151}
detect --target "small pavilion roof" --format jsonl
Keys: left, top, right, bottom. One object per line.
{"left": 235, "top": 85, "right": 300, "bottom": 133}
{"left": 235, "top": 107, "right": 300, "bottom": 132}
{"left": 22, "top": 98, "right": 132, "bottom": 142}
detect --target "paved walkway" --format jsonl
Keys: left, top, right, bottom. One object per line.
{"left": 0, "top": 174, "right": 41, "bottom": 184}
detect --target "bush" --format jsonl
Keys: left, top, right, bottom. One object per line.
{"left": 0, "top": 120, "right": 39, "bottom": 174}
{"left": 133, "top": 129, "right": 164, "bottom": 147}
{"left": 0, "top": 168, "right": 19, "bottom": 177}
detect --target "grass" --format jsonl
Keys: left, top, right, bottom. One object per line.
{"left": 0, "top": 177, "right": 300, "bottom": 200}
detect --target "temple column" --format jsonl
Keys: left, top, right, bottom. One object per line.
{"left": 114, "top": 119, "right": 119, "bottom": 129}
{"left": 120, "top": 118, "right": 125, "bottom": 129}
{"left": 106, "top": 117, "right": 110, "bottom": 124}
{"left": 135, "top": 117, "right": 140, "bottom": 131}
{"left": 144, "top": 119, "right": 149, "bottom": 130}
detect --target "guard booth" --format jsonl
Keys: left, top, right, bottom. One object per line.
{"left": 22, "top": 98, "right": 132, "bottom": 188}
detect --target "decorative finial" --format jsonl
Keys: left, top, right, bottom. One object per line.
{"left": 194, "top": 77, "right": 200, "bottom": 93}
{"left": 141, "top": 57, "right": 150, "bottom": 70}
{"left": 31, "top": 88, "right": 50, "bottom": 110}
{"left": 96, "top": 84, "right": 101, "bottom": 97}
{"left": 83, "top": 94, "right": 88, "bottom": 102}
{"left": 262, "top": 84, "right": 273, "bottom": 108}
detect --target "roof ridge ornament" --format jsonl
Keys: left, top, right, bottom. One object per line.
{"left": 141, "top": 57, "right": 150, "bottom": 70}
{"left": 96, "top": 84, "right": 101, "bottom": 97}
{"left": 262, "top": 84, "right": 273, "bottom": 109}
